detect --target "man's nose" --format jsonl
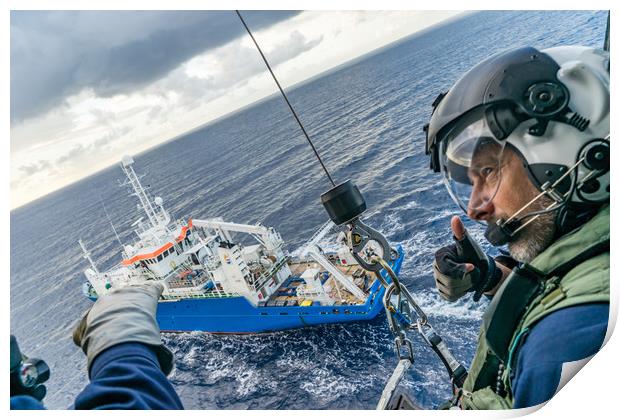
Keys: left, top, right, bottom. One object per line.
{"left": 467, "top": 186, "right": 494, "bottom": 220}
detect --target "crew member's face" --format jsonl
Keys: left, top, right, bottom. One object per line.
{"left": 466, "top": 145, "right": 538, "bottom": 223}
{"left": 466, "top": 145, "right": 555, "bottom": 261}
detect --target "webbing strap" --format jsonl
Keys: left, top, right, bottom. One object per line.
{"left": 484, "top": 265, "right": 542, "bottom": 363}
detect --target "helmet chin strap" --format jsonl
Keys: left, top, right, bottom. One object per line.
{"left": 483, "top": 156, "right": 588, "bottom": 246}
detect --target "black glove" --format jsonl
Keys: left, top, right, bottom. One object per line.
{"left": 433, "top": 218, "right": 504, "bottom": 302}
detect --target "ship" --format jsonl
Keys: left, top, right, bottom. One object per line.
{"left": 79, "top": 156, "right": 404, "bottom": 333}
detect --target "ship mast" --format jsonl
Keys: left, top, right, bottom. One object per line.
{"left": 79, "top": 239, "right": 99, "bottom": 273}
{"left": 120, "top": 155, "right": 166, "bottom": 229}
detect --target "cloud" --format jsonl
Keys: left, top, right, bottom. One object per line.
{"left": 16, "top": 124, "right": 132, "bottom": 182}
{"left": 11, "top": 23, "right": 325, "bottom": 200}
{"left": 17, "top": 160, "right": 54, "bottom": 179}
{"left": 56, "top": 126, "right": 133, "bottom": 165}
{"left": 56, "top": 144, "right": 86, "bottom": 165}
{"left": 10, "top": 10, "right": 300, "bottom": 123}
{"left": 260, "top": 30, "right": 324, "bottom": 67}
{"left": 151, "top": 29, "right": 324, "bottom": 114}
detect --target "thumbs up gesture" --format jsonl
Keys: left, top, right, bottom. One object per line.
{"left": 433, "top": 216, "right": 507, "bottom": 302}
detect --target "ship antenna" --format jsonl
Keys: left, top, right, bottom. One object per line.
{"left": 79, "top": 238, "right": 99, "bottom": 273}
{"left": 236, "top": 10, "right": 336, "bottom": 188}
{"left": 98, "top": 194, "right": 124, "bottom": 248}
{"left": 120, "top": 155, "right": 165, "bottom": 228}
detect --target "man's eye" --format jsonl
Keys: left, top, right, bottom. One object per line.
{"left": 481, "top": 167, "right": 495, "bottom": 177}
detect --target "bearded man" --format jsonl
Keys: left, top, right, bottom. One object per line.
{"left": 425, "top": 45, "right": 610, "bottom": 409}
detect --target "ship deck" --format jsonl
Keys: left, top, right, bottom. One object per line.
{"left": 263, "top": 259, "right": 376, "bottom": 308}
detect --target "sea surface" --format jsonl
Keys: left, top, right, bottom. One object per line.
{"left": 10, "top": 10, "right": 608, "bottom": 409}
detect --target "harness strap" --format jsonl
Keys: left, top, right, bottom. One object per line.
{"left": 483, "top": 265, "right": 542, "bottom": 363}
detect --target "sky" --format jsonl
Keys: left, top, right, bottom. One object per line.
{"left": 10, "top": 10, "right": 463, "bottom": 209}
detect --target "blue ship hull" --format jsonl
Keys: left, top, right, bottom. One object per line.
{"left": 156, "top": 246, "right": 404, "bottom": 333}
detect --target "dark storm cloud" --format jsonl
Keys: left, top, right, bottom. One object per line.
{"left": 11, "top": 10, "right": 299, "bottom": 123}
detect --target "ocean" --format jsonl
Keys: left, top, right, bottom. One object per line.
{"left": 10, "top": 10, "right": 608, "bottom": 409}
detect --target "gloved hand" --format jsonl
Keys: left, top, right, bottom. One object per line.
{"left": 72, "top": 282, "right": 173, "bottom": 376}
{"left": 433, "top": 216, "right": 505, "bottom": 302}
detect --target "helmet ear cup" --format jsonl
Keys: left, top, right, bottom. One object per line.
{"left": 576, "top": 140, "right": 610, "bottom": 203}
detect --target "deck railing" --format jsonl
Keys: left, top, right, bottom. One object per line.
{"left": 160, "top": 289, "right": 237, "bottom": 301}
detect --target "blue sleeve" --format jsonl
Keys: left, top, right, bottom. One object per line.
{"left": 511, "top": 303, "right": 608, "bottom": 408}
{"left": 73, "top": 342, "right": 184, "bottom": 409}
{"left": 10, "top": 395, "right": 46, "bottom": 410}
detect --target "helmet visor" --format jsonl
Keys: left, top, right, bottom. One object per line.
{"left": 438, "top": 115, "right": 506, "bottom": 213}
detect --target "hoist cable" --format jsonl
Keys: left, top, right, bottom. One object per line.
{"left": 235, "top": 10, "right": 336, "bottom": 187}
